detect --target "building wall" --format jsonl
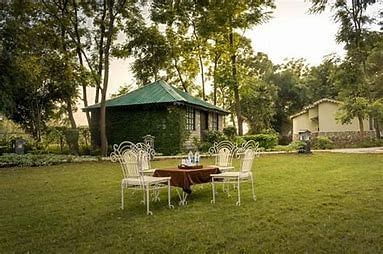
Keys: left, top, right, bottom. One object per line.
{"left": 318, "top": 102, "right": 370, "bottom": 132}
{"left": 188, "top": 110, "right": 201, "bottom": 141}
{"left": 292, "top": 101, "right": 374, "bottom": 141}
{"left": 292, "top": 113, "right": 310, "bottom": 135}
{"left": 182, "top": 109, "right": 227, "bottom": 151}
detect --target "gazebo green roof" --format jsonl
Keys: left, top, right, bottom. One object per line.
{"left": 84, "top": 80, "right": 228, "bottom": 113}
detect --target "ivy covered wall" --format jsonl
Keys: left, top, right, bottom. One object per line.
{"left": 89, "top": 104, "right": 189, "bottom": 155}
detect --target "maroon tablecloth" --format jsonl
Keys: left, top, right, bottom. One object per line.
{"left": 153, "top": 166, "right": 220, "bottom": 194}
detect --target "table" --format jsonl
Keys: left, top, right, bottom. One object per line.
{"left": 153, "top": 166, "right": 220, "bottom": 205}
{"left": 154, "top": 166, "right": 220, "bottom": 193}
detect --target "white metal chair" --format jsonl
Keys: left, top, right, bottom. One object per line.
{"left": 210, "top": 142, "right": 259, "bottom": 206}
{"left": 208, "top": 140, "right": 238, "bottom": 172}
{"left": 110, "top": 142, "right": 173, "bottom": 215}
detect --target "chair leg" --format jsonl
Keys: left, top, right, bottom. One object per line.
{"left": 146, "top": 184, "right": 152, "bottom": 215}
{"left": 168, "top": 180, "right": 174, "bottom": 209}
{"left": 211, "top": 177, "right": 216, "bottom": 204}
{"left": 121, "top": 183, "right": 124, "bottom": 210}
{"left": 250, "top": 173, "right": 256, "bottom": 201}
{"left": 236, "top": 177, "right": 241, "bottom": 206}
{"left": 142, "top": 186, "right": 146, "bottom": 205}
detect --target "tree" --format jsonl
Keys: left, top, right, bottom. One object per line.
{"left": 43, "top": 0, "right": 143, "bottom": 156}
{"left": 202, "top": 0, "right": 274, "bottom": 135}
{"left": 267, "top": 59, "right": 309, "bottom": 137}
{"left": 309, "top": 0, "right": 381, "bottom": 137}
{"left": 241, "top": 79, "right": 277, "bottom": 134}
{"left": 0, "top": 1, "right": 80, "bottom": 142}
{"left": 305, "top": 56, "right": 340, "bottom": 102}
{"left": 148, "top": 0, "right": 274, "bottom": 135}
{"left": 124, "top": 26, "right": 170, "bottom": 85}
{"left": 365, "top": 34, "right": 383, "bottom": 138}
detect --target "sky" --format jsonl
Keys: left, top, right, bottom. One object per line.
{"left": 74, "top": 0, "right": 346, "bottom": 126}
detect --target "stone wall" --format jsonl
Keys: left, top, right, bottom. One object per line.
{"left": 311, "top": 131, "right": 376, "bottom": 146}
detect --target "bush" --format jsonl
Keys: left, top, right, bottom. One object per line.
{"left": 313, "top": 136, "right": 335, "bottom": 150}
{"left": 195, "top": 130, "right": 226, "bottom": 153}
{"left": 287, "top": 140, "right": 306, "bottom": 152}
{"left": 0, "top": 154, "right": 76, "bottom": 168}
{"left": 242, "top": 133, "right": 278, "bottom": 150}
{"left": 278, "top": 135, "right": 292, "bottom": 145}
{"left": 223, "top": 126, "right": 237, "bottom": 140}
{"left": 204, "top": 130, "right": 225, "bottom": 144}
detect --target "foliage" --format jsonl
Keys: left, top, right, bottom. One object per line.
{"left": 0, "top": 1, "right": 83, "bottom": 142}
{"left": 203, "top": 130, "right": 226, "bottom": 144}
{"left": 197, "top": 130, "right": 226, "bottom": 152}
{"left": 89, "top": 105, "right": 188, "bottom": 155}
{"left": 222, "top": 126, "right": 237, "bottom": 140}
{"left": 147, "top": 0, "right": 276, "bottom": 134}
{"left": 312, "top": 136, "right": 335, "bottom": 150}
{"left": 63, "top": 129, "right": 80, "bottom": 155}
{"left": 267, "top": 61, "right": 309, "bottom": 136}
{"left": 309, "top": 0, "right": 382, "bottom": 136}
{"left": 336, "top": 97, "right": 370, "bottom": 127}
{"left": 287, "top": 140, "right": 306, "bottom": 152}
{"left": 0, "top": 154, "right": 76, "bottom": 167}
{"left": 241, "top": 78, "right": 278, "bottom": 133}
{"left": 242, "top": 134, "right": 278, "bottom": 150}
{"left": 304, "top": 56, "right": 340, "bottom": 102}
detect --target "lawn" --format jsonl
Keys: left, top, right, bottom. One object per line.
{"left": 0, "top": 153, "right": 382, "bottom": 253}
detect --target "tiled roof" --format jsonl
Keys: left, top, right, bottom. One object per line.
{"left": 83, "top": 80, "right": 228, "bottom": 113}
{"left": 290, "top": 98, "right": 341, "bottom": 119}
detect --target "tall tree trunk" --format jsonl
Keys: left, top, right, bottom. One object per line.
{"left": 213, "top": 58, "right": 218, "bottom": 105}
{"left": 100, "top": 0, "right": 116, "bottom": 156}
{"left": 374, "top": 117, "right": 381, "bottom": 139}
{"left": 192, "top": 22, "right": 205, "bottom": 100}
{"left": 213, "top": 41, "right": 221, "bottom": 106}
{"left": 198, "top": 54, "right": 205, "bottom": 100}
{"left": 96, "top": 0, "right": 107, "bottom": 104}
{"left": 229, "top": 32, "right": 243, "bottom": 135}
{"left": 73, "top": 0, "right": 91, "bottom": 126}
{"left": 60, "top": 1, "right": 79, "bottom": 155}
{"left": 172, "top": 57, "right": 188, "bottom": 92}
{"left": 358, "top": 115, "right": 365, "bottom": 138}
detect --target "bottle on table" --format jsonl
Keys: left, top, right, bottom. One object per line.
{"left": 194, "top": 151, "right": 200, "bottom": 165}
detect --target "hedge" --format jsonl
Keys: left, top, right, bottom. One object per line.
{"left": 242, "top": 134, "right": 278, "bottom": 150}
{"left": 89, "top": 105, "right": 188, "bottom": 155}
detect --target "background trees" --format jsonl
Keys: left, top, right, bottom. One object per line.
{"left": 0, "top": 0, "right": 381, "bottom": 153}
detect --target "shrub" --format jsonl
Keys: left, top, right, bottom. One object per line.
{"left": 278, "top": 135, "right": 292, "bottom": 145}
{"left": 195, "top": 130, "right": 226, "bottom": 153}
{"left": 204, "top": 130, "right": 226, "bottom": 144}
{"left": 313, "top": 136, "right": 335, "bottom": 150}
{"left": 242, "top": 133, "right": 278, "bottom": 150}
{"left": 223, "top": 126, "right": 237, "bottom": 140}
{"left": 287, "top": 140, "right": 306, "bottom": 152}
{"left": 233, "top": 136, "right": 245, "bottom": 146}
{"left": 0, "top": 154, "right": 77, "bottom": 168}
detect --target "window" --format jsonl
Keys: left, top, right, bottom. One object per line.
{"left": 186, "top": 107, "right": 195, "bottom": 131}
{"left": 212, "top": 113, "right": 219, "bottom": 130}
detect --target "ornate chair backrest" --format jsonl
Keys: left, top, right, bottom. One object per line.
{"left": 137, "top": 148, "right": 151, "bottom": 171}
{"left": 208, "top": 140, "right": 238, "bottom": 167}
{"left": 110, "top": 141, "right": 142, "bottom": 177}
{"left": 238, "top": 140, "right": 260, "bottom": 174}
{"left": 240, "top": 149, "right": 256, "bottom": 173}
{"left": 111, "top": 141, "right": 156, "bottom": 174}
{"left": 136, "top": 142, "right": 156, "bottom": 160}
{"left": 217, "top": 147, "right": 231, "bottom": 167}
{"left": 238, "top": 140, "right": 260, "bottom": 154}
{"left": 121, "top": 150, "right": 140, "bottom": 178}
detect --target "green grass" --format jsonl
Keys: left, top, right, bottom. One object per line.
{"left": 0, "top": 153, "right": 382, "bottom": 253}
